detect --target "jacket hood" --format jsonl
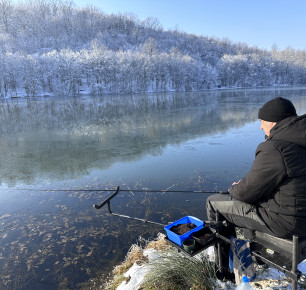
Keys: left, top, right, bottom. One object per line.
{"left": 268, "top": 114, "right": 306, "bottom": 147}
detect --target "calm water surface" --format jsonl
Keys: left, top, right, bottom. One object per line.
{"left": 0, "top": 88, "right": 306, "bottom": 289}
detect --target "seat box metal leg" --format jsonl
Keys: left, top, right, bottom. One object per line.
{"left": 292, "top": 235, "right": 298, "bottom": 290}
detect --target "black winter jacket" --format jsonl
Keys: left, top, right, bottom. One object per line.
{"left": 229, "top": 114, "right": 306, "bottom": 238}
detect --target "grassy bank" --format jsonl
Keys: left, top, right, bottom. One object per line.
{"left": 103, "top": 233, "right": 216, "bottom": 290}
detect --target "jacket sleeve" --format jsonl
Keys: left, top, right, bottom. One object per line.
{"left": 228, "top": 141, "right": 287, "bottom": 204}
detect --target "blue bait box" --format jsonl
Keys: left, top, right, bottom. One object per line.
{"left": 164, "top": 216, "right": 204, "bottom": 246}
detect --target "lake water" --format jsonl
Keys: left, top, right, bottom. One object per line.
{"left": 0, "top": 88, "right": 306, "bottom": 289}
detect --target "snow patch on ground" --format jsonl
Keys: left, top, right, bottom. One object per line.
{"left": 117, "top": 248, "right": 159, "bottom": 290}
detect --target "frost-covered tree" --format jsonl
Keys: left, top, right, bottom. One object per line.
{"left": 0, "top": 0, "right": 305, "bottom": 97}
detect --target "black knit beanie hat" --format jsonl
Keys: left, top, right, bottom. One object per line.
{"left": 258, "top": 97, "right": 297, "bottom": 122}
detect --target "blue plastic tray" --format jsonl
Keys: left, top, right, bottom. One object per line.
{"left": 164, "top": 216, "right": 204, "bottom": 246}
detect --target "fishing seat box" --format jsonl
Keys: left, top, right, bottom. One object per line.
{"left": 164, "top": 216, "right": 204, "bottom": 246}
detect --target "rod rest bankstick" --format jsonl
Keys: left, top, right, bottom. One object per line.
{"left": 93, "top": 186, "right": 120, "bottom": 210}
{"left": 93, "top": 186, "right": 166, "bottom": 227}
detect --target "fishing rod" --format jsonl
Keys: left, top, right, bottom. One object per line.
{"left": 93, "top": 186, "right": 228, "bottom": 227}
{"left": 15, "top": 188, "right": 227, "bottom": 194}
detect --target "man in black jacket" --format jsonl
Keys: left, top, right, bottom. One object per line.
{"left": 206, "top": 97, "right": 306, "bottom": 240}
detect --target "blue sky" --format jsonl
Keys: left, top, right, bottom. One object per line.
{"left": 73, "top": 0, "right": 306, "bottom": 51}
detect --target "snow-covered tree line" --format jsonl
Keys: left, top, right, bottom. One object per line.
{"left": 0, "top": 0, "right": 306, "bottom": 97}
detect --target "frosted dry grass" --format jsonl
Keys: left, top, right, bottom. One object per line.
{"left": 141, "top": 247, "right": 216, "bottom": 289}
{"left": 103, "top": 233, "right": 169, "bottom": 289}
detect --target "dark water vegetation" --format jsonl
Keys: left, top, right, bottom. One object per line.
{"left": 0, "top": 88, "right": 306, "bottom": 289}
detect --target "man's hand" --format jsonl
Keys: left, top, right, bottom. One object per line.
{"left": 232, "top": 180, "right": 241, "bottom": 185}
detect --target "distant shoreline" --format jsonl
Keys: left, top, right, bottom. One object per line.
{"left": 3, "top": 84, "right": 306, "bottom": 100}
